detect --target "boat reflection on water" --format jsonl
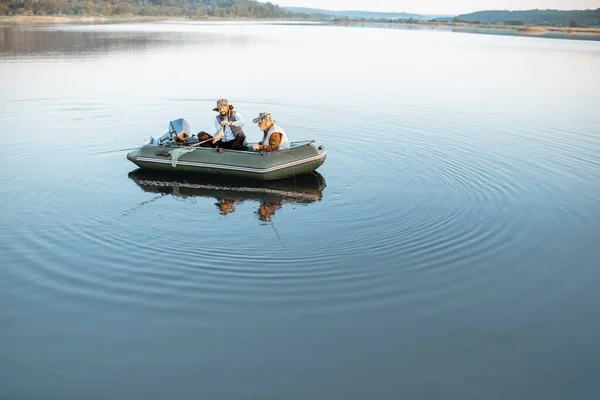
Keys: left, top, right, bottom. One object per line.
{"left": 127, "top": 169, "right": 326, "bottom": 222}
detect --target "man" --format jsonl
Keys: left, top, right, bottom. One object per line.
{"left": 198, "top": 99, "right": 247, "bottom": 150}
{"left": 251, "top": 112, "right": 290, "bottom": 152}
{"left": 215, "top": 198, "right": 237, "bottom": 216}
{"left": 256, "top": 200, "right": 282, "bottom": 222}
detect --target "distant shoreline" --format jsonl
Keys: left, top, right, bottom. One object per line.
{"left": 330, "top": 19, "right": 600, "bottom": 40}
{"left": 0, "top": 15, "right": 295, "bottom": 25}
{"left": 0, "top": 15, "right": 234, "bottom": 24}
{"left": 386, "top": 20, "right": 600, "bottom": 34}
{"left": 2, "top": 15, "right": 599, "bottom": 40}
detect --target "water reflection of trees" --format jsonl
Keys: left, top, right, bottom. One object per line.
{"left": 128, "top": 169, "right": 326, "bottom": 223}
{"left": 0, "top": 26, "right": 152, "bottom": 55}
{"left": 0, "top": 25, "right": 259, "bottom": 56}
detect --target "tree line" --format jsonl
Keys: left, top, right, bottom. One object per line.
{"left": 455, "top": 8, "right": 600, "bottom": 27}
{"left": 0, "top": 0, "right": 320, "bottom": 18}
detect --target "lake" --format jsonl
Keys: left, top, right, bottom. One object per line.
{"left": 1, "top": 20, "right": 600, "bottom": 399}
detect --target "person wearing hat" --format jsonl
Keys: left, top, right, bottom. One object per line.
{"left": 197, "top": 99, "right": 247, "bottom": 150}
{"left": 256, "top": 200, "right": 282, "bottom": 222}
{"left": 251, "top": 112, "right": 290, "bottom": 152}
{"left": 215, "top": 198, "right": 237, "bottom": 216}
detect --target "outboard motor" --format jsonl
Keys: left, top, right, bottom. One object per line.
{"left": 168, "top": 118, "right": 191, "bottom": 143}
{"left": 147, "top": 118, "right": 192, "bottom": 145}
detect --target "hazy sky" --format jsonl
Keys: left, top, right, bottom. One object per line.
{"left": 273, "top": 0, "right": 600, "bottom": 15}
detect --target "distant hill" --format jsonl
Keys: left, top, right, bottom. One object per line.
{"left": 456, "top": 8, "right": 600, "bottom": 26}
{"left": 5, "top": 0, "right": 598, "bottom": 28}
{"left": 282, "top": 7, "right": 449, "bottom": 21}
{"left": 1, "top": 0, "right": 307, "bottom": 18}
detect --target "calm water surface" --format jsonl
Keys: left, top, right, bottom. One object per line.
{"left": 1, "top": 21, "right": 600, "bottom": 399}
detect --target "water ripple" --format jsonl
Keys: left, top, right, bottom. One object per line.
{"left": 2, "top": 95, "right": 599, "bottom": 317}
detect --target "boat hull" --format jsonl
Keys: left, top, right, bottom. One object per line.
{"left": 128, "top": 169, "right": 326, "bottom": 204}
{"left": 127, "top": 141, "right": 327, "bottom": 180}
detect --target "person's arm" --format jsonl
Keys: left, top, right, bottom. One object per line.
{"left": 231, "top": 112, "right": 245, "bottom": 128}
{"left": 214, "top": 117, "right": 221, "bottom": 132}
{"left": 258, "top": 132, "right": 282, "bottom": 152}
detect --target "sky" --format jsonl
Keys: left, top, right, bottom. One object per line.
{"left": 272, "top": 0, "right": 600, "bottom": 15}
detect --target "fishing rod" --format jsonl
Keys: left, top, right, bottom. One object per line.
{"left": 95, "top": 127, "right": 223, "bottom": 155}
{"left": 95, "top": 147, "right": 141, "bottom": 154}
